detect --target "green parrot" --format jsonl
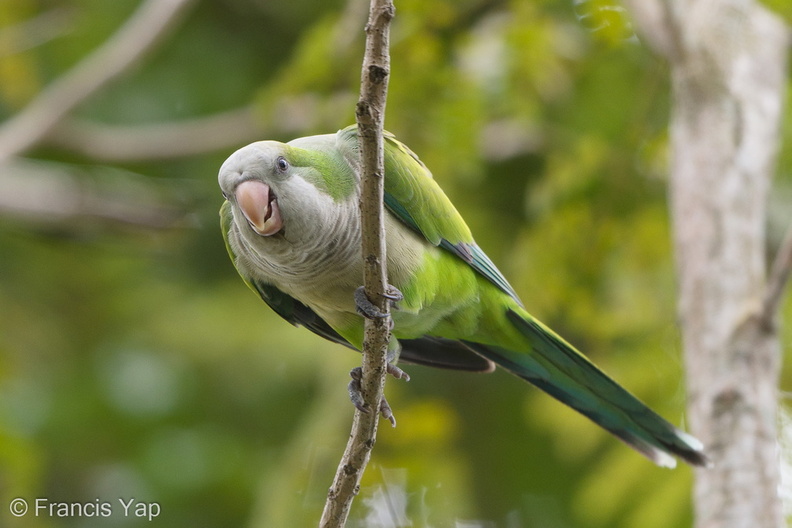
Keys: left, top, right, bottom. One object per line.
{"left": 218, "top": 125, "right": 707, "bottom": 468}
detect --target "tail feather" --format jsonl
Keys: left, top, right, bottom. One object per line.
{"left": 465, "top": 309, "right": 708, "bottom": 468}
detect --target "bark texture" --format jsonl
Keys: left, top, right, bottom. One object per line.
{"left": 627, "top": 1, "right": 789, "bottom": 526}
{"left": 319, "top": 0, "right": 394, "bottom": 526}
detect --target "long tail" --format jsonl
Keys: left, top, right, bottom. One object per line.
{"left": 466, "top": 309, "right": 708, "bottom": 468}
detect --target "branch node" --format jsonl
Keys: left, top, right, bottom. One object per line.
{"left": 367, "top": 65, "right": 389, "bottom": 84}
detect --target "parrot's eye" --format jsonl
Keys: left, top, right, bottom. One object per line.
{"left": 276, "top": 157, "right": 289, "bottom": 173}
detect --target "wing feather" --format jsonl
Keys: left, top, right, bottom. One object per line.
{"left": 338, "top": 125, "right": 521, "bottom": 303}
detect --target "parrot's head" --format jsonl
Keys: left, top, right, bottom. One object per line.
{"left": 218, "top": 139, "right": 357, "bottom": 249}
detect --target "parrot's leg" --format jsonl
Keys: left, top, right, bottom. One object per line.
{"left": 347, "top": 363, "right": 409, "bottom": 427}
{"left": 354, "top": 285, "right": 403, "bottom": 320}
{"left": 349, "top": 287, "right": 408, "bottom": 426}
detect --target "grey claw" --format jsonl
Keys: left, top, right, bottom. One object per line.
{"left": 386, "top": 362, "right": 410, "bottom": 382}
{"left": 354, "top": 285, "right": 403, "bottom": 320}
{"left": 354, "top": 286, "right": 388, "bottom": 319}
{"left": 380, "top": 398, "right": 396, "bottom": 427}
{"left": 382, "top": 286, "right": 404, "bottom": 302}
{"left": 348, "top": 367, "right": 368, "bottom": 413}
{"left": 346, "top": 364, "right": 411, "bottom": 425}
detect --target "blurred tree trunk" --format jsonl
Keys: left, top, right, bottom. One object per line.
{"left": 626, "top": 1, "right": 789, "bottom": 527}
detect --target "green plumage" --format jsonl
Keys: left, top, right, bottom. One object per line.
{"left": 218, "top": 125, "right": 707, "bottom": 468}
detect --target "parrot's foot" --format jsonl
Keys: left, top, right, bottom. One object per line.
{"left": 354, "top": 285, "right": 403, "bottom": 320}
{"left": 347, "top": 364, "right": 410, "bottom": 427}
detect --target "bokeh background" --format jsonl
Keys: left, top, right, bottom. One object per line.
{"left": 1, "top": 0, "right": 791, "bottom": 526}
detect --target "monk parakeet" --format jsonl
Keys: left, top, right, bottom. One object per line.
{"left": 218, "top": 125, "right": 707, "bottom": 468}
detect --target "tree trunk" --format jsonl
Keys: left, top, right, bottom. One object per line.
{"left": 627, "top": 1, "right": 789, "bottom": 527}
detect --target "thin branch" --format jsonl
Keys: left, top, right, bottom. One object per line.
{"left": 41, "top": 93, "right": 354, "bottom": 162}
{"left": 0, "top": 159, "right": 187, "bottom": 230}
{"left": 45, "top": 107, "right": 265, "bottom": 162}
{"left": 19, "top": 0, "right": 364, "bottom": 164}
{"left": 0, "top": 0, "right": 195, "bottom": 163}
{"left": 0, "top": 8, "right": 76, "bottom": 58}
{"left": 319, "top": 0, "right": 394, "bottom": 526}
{"left": 760, "top": 225, "right": 792, "bottom": 329}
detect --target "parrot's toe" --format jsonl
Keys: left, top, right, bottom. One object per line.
{"left": 383, "top": 285, "right": 404, "bottom": 302}
{"left": 378, "top": 398, "right": 396, "bottom": 427}
{"left": 347, "top": 369, "right": 367, "bottom": 413}
{"left": 386, "top": 362, "right": 410, "bottom": 382}
{"left": 354, "top": 285, "right": 402, "bottom": 320}
{"left": 347, "top": 365, "right": 409, "bottom": 427}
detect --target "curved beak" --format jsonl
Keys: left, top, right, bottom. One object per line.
{"left": 235, "top": 180, "right": 283, "bottom": 236}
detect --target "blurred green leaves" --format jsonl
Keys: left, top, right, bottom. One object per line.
{"left": 0, "top": 0, "right": 790, "bottom": 527}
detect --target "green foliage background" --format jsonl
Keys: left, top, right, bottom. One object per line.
{"left": 0, "top": 0, "right": 790, "bottom": 527}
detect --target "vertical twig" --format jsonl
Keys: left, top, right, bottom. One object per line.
{"left": 318, "top": 0, "right": 394, "bottom": 526}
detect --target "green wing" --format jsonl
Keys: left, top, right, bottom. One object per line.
{"left": 338, "top": 125, "right": 520, "bottom": 303}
